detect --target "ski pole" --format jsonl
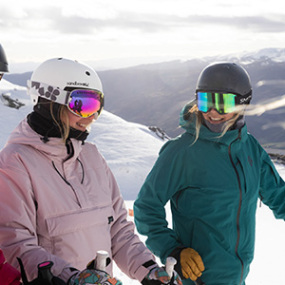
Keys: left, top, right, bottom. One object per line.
{"left": 87, "top": 250, "right": 111, "bottom": 271}
{"left": 165, "top": 256, "right": 205, "bottom": 285}
{"left": 87, "top": 250, "right": 122, "bottom": 285}
{"left": 18, "top": 258, "right": 54, "bottom": 285}
{"left": 18, "top": 258, "right": 65, "bottom": 285}
{"left": 96, "top": 250, "right": 109, "bottom": 271}
{"left": 37, "top": 261, "right": 54, "bottom": 283}
{"left": 165, "top": 256, "right": 177, "bottom": 278}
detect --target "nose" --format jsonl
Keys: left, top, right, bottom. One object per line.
{"left": 87, "top": 113, "right": 98, "bottom": 120}
{"left": 208, "top": 108, "right": 220, "bottom": 115}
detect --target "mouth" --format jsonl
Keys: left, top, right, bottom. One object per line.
{"left": 208, "top": 116, "right": 224, "bottom": 123}
{"left": 76, "top": 120, "right": 94, "bottom": 132}
{"left": 76, "top": 123, "right": 87, "bottom": 128}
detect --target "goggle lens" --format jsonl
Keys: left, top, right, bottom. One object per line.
{"left": 68, "top": 89, "right": 103, "bottom": 118}
{"left": 197, "top": 92, "right": 236, "bottom": 114}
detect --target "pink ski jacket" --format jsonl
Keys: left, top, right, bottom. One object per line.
{"left": 0, "top": 118, "right": 155, "bottom": 282}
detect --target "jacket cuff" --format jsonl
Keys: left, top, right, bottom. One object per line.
{"left": 169, "top": 246, "right": 186, "bottom": 280}
{"left": 134, "top": 260, "right": 158, "bottom": 282}
{"left": 142, "top": 260, "right": 158, "bottom": 271}
{"left": 58, "top": 267, "right": 79, "bottom": 283}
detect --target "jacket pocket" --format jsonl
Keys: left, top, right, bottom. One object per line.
{"left": 44, "top": 205, "right": 114, "bottom": 269}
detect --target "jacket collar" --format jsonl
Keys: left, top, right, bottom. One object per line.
{"left": 7, "top": 118, "right": 83, "bottom": 162}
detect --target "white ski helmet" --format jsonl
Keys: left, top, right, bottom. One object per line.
{"left": 27, "top": 57, "right": 104, "bottom": 113}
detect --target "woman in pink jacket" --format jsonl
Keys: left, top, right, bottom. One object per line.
{"left": 0, "top": 58, "right": 182, "bottom": 285}
{"left": 0, "top": 43, "right": 21, "bottom": 285}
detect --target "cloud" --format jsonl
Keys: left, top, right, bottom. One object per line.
{"left": 50, "top": 11, "right": 173, "bottom": 34}
{"left": 1, "top": 5, "right": 285, "bottom": 37}
{"left": 39, "top": 11, "right": 285, "bottom": 35}
{"left": 180, "top": 14, "right": 285, "bottom": 33}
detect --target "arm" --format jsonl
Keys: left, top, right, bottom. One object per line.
{"left": 103, "top": 160, "right": 156, "bottom": 282}
{"left": 134, "top": 143, "right": 185, "bottom": 263}
{"left": 259, "top": 151, "right": 285, "bottom": 219}
{"left": 0, "top": 156, "right": 73, "bottom": 282}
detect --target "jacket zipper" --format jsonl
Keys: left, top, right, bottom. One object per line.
{"left": 228, "top": 130, "right": 244, "bottom": 285}
{"left": 52, "top": 161, "right": 82, "bottom": 207}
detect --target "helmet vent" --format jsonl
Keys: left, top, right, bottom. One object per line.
{"left": 85, "top": 71, "right": 91, "bottom": 76}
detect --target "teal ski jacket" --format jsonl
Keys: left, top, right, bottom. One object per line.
{"left": 134, "top": 107, "right": 285, "bottom": 285}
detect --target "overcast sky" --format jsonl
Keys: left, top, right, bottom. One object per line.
{"left": 1, "top": 0, "right": 285, "bottom": 72}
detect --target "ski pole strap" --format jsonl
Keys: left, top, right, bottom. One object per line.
{"left": 194, "top": 277, "right": 205, "bottom": 285}
{"left": 17, "top": 258, "right": 29, "bottom": 285}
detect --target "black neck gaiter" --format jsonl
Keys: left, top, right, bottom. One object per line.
{"left": 202, "top": 115, "right": 245, "bottom": 133}
{"left": 27, "top": 99, "right": 89, "bottom": 143}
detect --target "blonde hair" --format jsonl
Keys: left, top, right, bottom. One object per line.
{"left": 50, "top": 103, "right": 71, "bottom": 143}
{"left": 187, "top": 104, "right": 244, "bottom": 144}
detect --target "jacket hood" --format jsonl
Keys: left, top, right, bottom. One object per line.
{"left": 179, "top": 101, "right": 248, "bottom": 146}
{"left": 6, "top": 118, "right": 83, "bottom": 162}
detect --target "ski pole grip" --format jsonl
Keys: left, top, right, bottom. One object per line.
{"left": 37, "top": 261, "right": 54, "bottom": 284}
{"left": 96, "top": 250, "right": 109, "bottom": 271}
{"left": 194, "top": 277, "right": 205, "bottom": 285}
{"left": 165, "top": 257, "right": 177, "bottom": 278}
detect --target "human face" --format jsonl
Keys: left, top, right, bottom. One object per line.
{"left": 201, "top": 108, "right": 236, "bottom": 124}
{"left": 67, "top": 110, "right": 98, "bottom": 132}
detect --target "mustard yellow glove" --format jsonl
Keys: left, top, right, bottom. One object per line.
{"left": 180, "top": 248, "right": 204, "bottom": 281}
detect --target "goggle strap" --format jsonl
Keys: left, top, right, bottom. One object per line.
{"left": 27, "top": 80, "right": 70, "bottom": 105}
{"left": 235, "top": 92, "right": 252, "bottom": 105}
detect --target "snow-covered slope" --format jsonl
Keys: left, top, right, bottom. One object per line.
{"left": 90, "top": 112, "right": 164, "bottom": 199}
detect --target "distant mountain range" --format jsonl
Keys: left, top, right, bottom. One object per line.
{"left": 4, "top": 48, "right": 285, "bottom": 153}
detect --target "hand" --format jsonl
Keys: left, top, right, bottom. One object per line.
{"left": 68, "top": 269, "right": 122, "bottom": 285}
{"left": 180, "top": 248, "right": 204, "bottom": 281}
{"left": 141, "top": 266, "right": 182, "bottom": 285}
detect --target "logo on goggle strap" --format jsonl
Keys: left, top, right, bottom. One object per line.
{"left": 238, "top": 94, "right": 252, "bottom": 104}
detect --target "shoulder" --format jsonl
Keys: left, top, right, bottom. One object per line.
{"left": 160, "top": 132, "right": 195, "bottom": 154}
{"left": 0, "top": 142, "right": 32, "bottom": 166}
{"left": 156, "top": 132, "right": 196, "bottom": 168}
{"left": 81, "top": 141, "right": 103, "bottom": 159}
{"left": 80, "top": 141, "right": 109, "bottom": 167}
{"left": 245, "top": 131, "right": 267, "bottom": 155}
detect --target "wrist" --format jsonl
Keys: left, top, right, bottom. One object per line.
{"left": 60, "top": 267, "right": 79, "bottom": 284}
{"left": 169, "top": 247, "right": 186, "bottom": 280}
{"left": 142, "top": 260, "right": 158, "bottom": 271}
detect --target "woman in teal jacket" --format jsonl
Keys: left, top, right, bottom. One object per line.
{"left": 134, "top": 62, "right": 285, "bottom": 285}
